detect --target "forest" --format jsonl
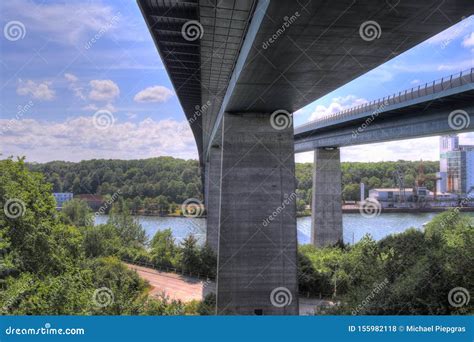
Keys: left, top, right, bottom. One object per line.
{"left": 29, "top": 157, "right": 439, "bottom": 213}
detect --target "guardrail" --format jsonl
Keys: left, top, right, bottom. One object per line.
{"left": 296, "top": 68, "right": 474, "bottom": 131}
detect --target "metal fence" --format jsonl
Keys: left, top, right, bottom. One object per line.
{"left": 296, "top": 68, "right": 474, "bottom": 132}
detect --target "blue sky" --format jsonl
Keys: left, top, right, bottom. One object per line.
{"left": 0, "top": 0, "right": 473, "bottom": 163}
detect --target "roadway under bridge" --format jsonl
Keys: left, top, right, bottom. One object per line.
{"left": 138, "top": 0, "right": 474, "bottom": 315}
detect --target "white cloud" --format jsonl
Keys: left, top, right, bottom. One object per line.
{"left": 134, "top": 86, "right": 174, "bottom": 103}
{"left": 17, "top": 79, "right": 55, "bottom": 101}
{"left": 1, "top": 0, "right": 132, "bottom": 46}
{"left": 64, "top": 73, "right": 78, "bottom": 83}
{"left": 0, "top": 117, "right": 197, "bottom": 162}
{"left": 295, "top": 134, "right": 474, "bottom": 163}
{"left": 81, "top": 103, "right": 116, "bottom": 113}
{"left": 437, "top": 59, "right": 474, "bottom": 71}
{"left": 308, "top": 95, "right": 367, "bottom": 121}
{"left": 410, "top": 79, "right": 421, "bottom": 85}
{"left": 64, "top": 73, "right": 85, "bottom": 100}
{"left": 462, "top": 32, "right": 474, "bottom": 47}
{"left": 88, "top": 80, "right": 120, "bottom": 101}
{"left": 426, "top": 15, "right": 473, "bottom": 45}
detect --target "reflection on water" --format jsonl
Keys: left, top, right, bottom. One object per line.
{"left": 95, "top": 212, "right": 473, "bottom": 245}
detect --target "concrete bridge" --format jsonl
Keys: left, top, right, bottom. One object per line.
{"left": 296, "top": 69, "right": 474, "bottom": 247}
{"left": 138, "top": 0, "right": 474, "bottom": 315}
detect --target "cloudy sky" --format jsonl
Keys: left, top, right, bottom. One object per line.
{"left": 0, "top": 0, "right": 473, "bottom": 164}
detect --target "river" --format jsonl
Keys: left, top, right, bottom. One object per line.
{"left": 95, "top": 212, "right": 473, "bottom": 245}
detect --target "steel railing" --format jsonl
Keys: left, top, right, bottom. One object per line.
{"left": 296, "top": 68, "right": 474, "bottom": 132}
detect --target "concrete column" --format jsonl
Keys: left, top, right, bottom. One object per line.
{"left": 311, "top": 148, "right": 343, "bottom": 247}
{"left": 216, "top": 112, "right": 298, "bottom": 315}
{"left": 205, "top": 133, "right": 222, "bottom": 253}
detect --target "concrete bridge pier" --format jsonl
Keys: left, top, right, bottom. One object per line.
{"left": 205, "top": 128, "right": 222, "bottom": 253}
{"left": 216, "top": 112, "right": 298, "bottom": 315}
{"left": 311, "top": 147, "right": 343, "bottom": 247}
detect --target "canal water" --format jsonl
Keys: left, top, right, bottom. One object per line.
{"left": 95, "top": 212, "right": 473, "bottom": 245}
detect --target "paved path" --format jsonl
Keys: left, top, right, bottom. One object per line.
{"left": 126, "top": 263, "right": 334, "bottom": 314}
{"left": 125, "top": 263, "right": 215, "bottom": 302}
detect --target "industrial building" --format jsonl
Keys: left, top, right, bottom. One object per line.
{"left": 52, "top": 192, "right": 73, "bottom": 208}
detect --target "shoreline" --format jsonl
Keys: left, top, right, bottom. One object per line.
{"left": 91, "top": 207, "right": 474, "bottom": 218}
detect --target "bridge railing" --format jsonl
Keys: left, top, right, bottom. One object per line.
{"left": 296, "top": 68, "right": 474, "bottom": 132}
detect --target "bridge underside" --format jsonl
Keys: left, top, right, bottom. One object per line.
{"left": 295, "top": 89, "right": 474, "bottom": 152}
{"left": 139, "top": 0, "right": 474, "bottom": 315}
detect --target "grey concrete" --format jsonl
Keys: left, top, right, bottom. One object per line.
{"left": 295, "top": 72, "right": 474, "bottom": 151}
{"left": 205, "top": 128, "right": 222, "bottom": 253}
{"left": 216, "top": 112, "right": 298, "bottom": 315}
{"left": 311, "top": 148, "right": 343, "bottom": 247}
{"left": 207, "top": 1, "right": 474, "bottom": 154}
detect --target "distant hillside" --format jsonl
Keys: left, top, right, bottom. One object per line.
{"left": 28, "top": 157, "right": 439, "bottom": 209}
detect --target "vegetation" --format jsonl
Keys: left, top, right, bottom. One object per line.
{"left": 0, "top": 157, "right": 214, "bottom": 315}
{"left": 30, "top": 158, "right": 438, "bottom": 214}
{"left": 298, "top": 209, "right": 473, "bottom": 315}
{"left": 3, "top": 157, "right": 471, "bottom": 315}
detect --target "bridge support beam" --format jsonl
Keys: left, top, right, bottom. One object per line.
{"left": 216, "top": 112, "right": 298, "bottom": 315}
{"left": 311, "top": 148, "right": 343, "bottom": 247}
{"left": 205, "top": 128, "right": 222, "bottom": 253}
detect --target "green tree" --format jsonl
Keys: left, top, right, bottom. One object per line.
{"left": 60, "top": 199, "right": 93, "bottom": 227}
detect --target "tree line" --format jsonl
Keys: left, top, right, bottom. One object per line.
{"left": 29, "top": 157, "right": 439, "bottom": 214}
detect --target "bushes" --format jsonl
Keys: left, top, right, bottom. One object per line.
{"left": 300, "top": 210, "right": 474, "bottom": 315}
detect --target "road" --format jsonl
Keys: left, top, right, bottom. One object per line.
{"left": 126, "top": 262, "right": 333, "bottom": 315}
